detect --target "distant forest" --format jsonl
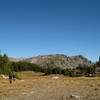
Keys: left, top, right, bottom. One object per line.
{"left": 0, "top": 54, "right": 100, "bottom": 77}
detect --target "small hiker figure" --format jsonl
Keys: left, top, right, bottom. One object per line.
{"left": 9, "top": 74, "right": 12, "bottom": 84}
{"left": 13, "top": 73, "right": 16, "bottom": 81}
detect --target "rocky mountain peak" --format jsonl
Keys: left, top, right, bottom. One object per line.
{"left": 9, "top": 54, "right": 93, "bottom": 69}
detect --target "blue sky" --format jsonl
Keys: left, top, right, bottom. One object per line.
{"left": 0, "top": 0, "right": 100, "bottom": 62}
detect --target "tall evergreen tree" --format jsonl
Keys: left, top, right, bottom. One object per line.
{"left": 0, "top": 54, "right": 12, "bottom": 75}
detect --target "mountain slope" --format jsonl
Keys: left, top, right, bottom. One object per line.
{"left": 10, "top": 54, "right": 93, "bottom": 69}
{"left": 9, "top": 57, "right": 25, "bottom": 62}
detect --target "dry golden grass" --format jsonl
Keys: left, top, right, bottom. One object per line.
{"left": 0, "top": 71, "right": 100, "bottom": 100}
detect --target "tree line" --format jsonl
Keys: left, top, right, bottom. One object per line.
{"left": 0, "top": 54, "right": 100, "bottom": 77}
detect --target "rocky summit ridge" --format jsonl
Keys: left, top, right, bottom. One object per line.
{"left": 9, "top": 54, "right": 93, "bottom": 68}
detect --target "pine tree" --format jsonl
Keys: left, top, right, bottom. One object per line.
{"left": 0, "top": 54, "right": 12, "bottom": 75}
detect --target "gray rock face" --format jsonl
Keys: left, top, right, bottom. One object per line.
{"left": 9, "top": 54, "right": 93, "bottom": 69}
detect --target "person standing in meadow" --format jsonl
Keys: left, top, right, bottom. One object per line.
{"left": 9, "top": 74, "right": 12, "bottom": 84}
{"left": 13, "top": 73, "right": 16, "bottom": 81}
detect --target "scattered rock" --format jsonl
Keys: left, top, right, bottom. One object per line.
{"left": 0, "top": 75, "right": 8, "bottom": 79}
{"left": 52, "top": 76, "right": 59, "bottom": 80}
{"left": 70, "top": 94, "right": 80, "bottom": 99}
{"left": 22, "top": 92, "right": 27, "bottom": 95}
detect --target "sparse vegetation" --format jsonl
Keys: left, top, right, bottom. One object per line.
{"left": 1, "top": 71, "right": 100, "bottom": 100}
